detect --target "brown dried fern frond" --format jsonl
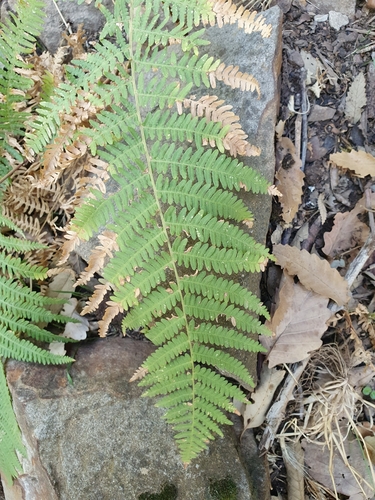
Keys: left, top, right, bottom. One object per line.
{"left": 59, "top": 229, "right": 83, "bottom": 265}
{"left": 181, "top": 95, "right": 260, "bottom": 157}
{"left": 210, "top": 0, "right": 272, "bottom": 37}
{"left": 209, "top": 62, "right": 261, "bottom": 97}
{"left": 75, "top": 231, "right": 118, "bottom": 287}
{"left": 41, "top": 99, "right": 98, "bottom": 185}
{"left": 62, "top": 24, "right": 87, "bottom": 60}
{"left": 81, "top": 281, "right": 112, "bottom": 316}
{"left": 98, "top": 301, "right": 124, "bottom": 337}
{"left": 2, "top": 204, "right": 41, "bottom": 237}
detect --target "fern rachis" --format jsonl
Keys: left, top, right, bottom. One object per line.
{"left": 27, "top": 0, "right": 273, "bottom": 463}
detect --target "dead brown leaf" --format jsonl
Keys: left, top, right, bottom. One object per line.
{"left": 240, "top": 364, "right": 285, "bottom": 429}
{"left": 273, "top": 244, "right": 351, "bottom": 306}
{"left": 46, "top": 268, "right": 76, "bottom": 315}
{"left": 264, "top": 273, "right": 331, "bottom": 368}
{"left": 330, "top": 149, "right": 375, "bottom": 178}
{"left": 345, "top": 72, "right": 367, "bottom": 124}
{"left": 303, "top": 435, "right": 374, "bottom": 499}
{"left": 275, "top": 137, "right": 305, "bottom": 224}
{"left": 364, "top": 436, "right": 375, "bottom": 465}
{"left": 322, "top": 194, "right": 375, "bottom": 257}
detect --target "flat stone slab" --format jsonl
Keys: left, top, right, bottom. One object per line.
{"left": 4, "top": 338, "right": 270, "bottom": 500}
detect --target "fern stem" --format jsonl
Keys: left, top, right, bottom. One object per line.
{"left": 128, "top": 0, "right": 197, "bottom": 458}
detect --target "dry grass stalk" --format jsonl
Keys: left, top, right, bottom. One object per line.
{"left": 283, "top": 344, "right": 375, "bottom": 498}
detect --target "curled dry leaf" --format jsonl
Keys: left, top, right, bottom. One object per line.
{"left": 275, "top": 137, "right": 305, "bottom": 224}
{"left": 263, "top": 273, "right": 331, "bottom": 368}
{"left": 241, "top": 364, "right": 285, "bottom": 430}
{"left": 273, "top": 244, "right": 351, "bottom": 306}
{"left": 330, "top": 149, "right": 375, "bottom": 178}
{"left": 317, "top": 192, "right": 327, "bottom": 224}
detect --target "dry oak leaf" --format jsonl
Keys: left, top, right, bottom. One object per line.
{"left": 302, "top": 435, "right": 374, "bottom": 500}
{"left": 273, "top": 244, "right": 351, "bottom": 306}
{"left": 322, "top": 193, "right": 375, "bottom": 257}
{"left": 330, "top": 149, "right": 375, "bottom": 178}
{"left": 241, "top": 364, "right": 285, "bottom": 429}
{"left": 275, "top": 137, "right": 305, "bottom": 224}
{"left": 345, "top": 72, "right": 367, "bottom": 124}
{"left": 263, "top": 273, "right": 331, "bottom": 368}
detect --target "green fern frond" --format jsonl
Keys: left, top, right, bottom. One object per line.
{"left": 0, "top": 0, "right": 46, "bottom": 173}
{"left": 0, "top": 213, "right": 74, "bottom": 481}
{"left": 0, "top": 363, "right": 25, "bottom": 483}
{"left": 137, "top": 50, "right": 220, "bottom": 88}
{"left": 157, "top": 178, "right": 251, "bottom": 221}
{"left": 173, "top": 238, "right": 269, "bottom": 274}
{"left": 180, "top": 272, "right": 270, "bottom": 317}
{"left": 2, "top": 316, "right": 77, "bottom": 343}
{"left": 151, "top": 142, "right": 269, "bottom": 193}
{"left": 0, "top": 233, "right": 46, "bottom": 254}
{"left": 0, "top": 327, "right": 73, "bottom": 365}
{"left": 31, "top": 0, "right": 273, "bottom": 463}
{"left": 0, "top": 252, "right": 47, "bottom": 279}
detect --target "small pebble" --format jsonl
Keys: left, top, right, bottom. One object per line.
{"left": 314, "top": 14, "right": 328, "bottom": 22}
{"left": 328, "top": 11, "right": 349, "bottom": 30}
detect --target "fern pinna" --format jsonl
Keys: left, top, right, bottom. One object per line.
{"left": 27, "top": 0, "right": 272, "bottom": 463}
{"left": 0, "top": 214, "right": 75, "bottom": 482}
{"left": 0, "top": 0, "right": 46, "bottom": 176}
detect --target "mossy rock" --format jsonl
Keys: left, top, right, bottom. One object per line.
{"left": 209, "top": 476, "right": 238, "bottom": 500}
{"left": 138, "top": 482, "right": 178, "bottom": 500}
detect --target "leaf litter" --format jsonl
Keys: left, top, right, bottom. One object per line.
{"left": 7, "top": 1, "right": 375, "bottom": 498}
{"left": 245, "top": 1, "right": 375, "bottom": 498}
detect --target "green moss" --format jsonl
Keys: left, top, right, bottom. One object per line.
{"left": 209, "top": 476, "right": 238, "bottom": 500}
{"left": 138, "top": 482, "right": 178, "bottom": 500}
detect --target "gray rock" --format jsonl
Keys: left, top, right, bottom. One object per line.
{"left": 4, "top": 338, "right": 270, "bottom": 499}
{"left": 40, "top": 0, "right": 112, "bottom": 54}
{"left": 293, "top": 0, "right": 355, "bottom": 17}
{"left": 0, "top": 0, "right": 113, "bottom": 53}
{"left": 308, "top": 104, "right": 336, "bottom": 122}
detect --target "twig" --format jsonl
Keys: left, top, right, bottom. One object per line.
{"left": 345, "top": 189, "right": 375, "bottom": 289}
{"left": 295, "top": 114, "right": 302, "bottom": 160}
{"left": 300, "top": 69, "right": 308, "bottom": 172}
{"left": 366, "top": 188, "right": 375, "bottom": 234}
{"left": 51, "top": 0, "right": 72, "bottom": 35}
{"left": 259, "top": 359, "right": 309, "bottom": 452}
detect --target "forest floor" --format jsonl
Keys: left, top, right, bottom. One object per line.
{"left": 258, "top": 0, "right": 375, "bottom": 498}
{"left": 1, "top": 0, "right": 375, "bottom": 498}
